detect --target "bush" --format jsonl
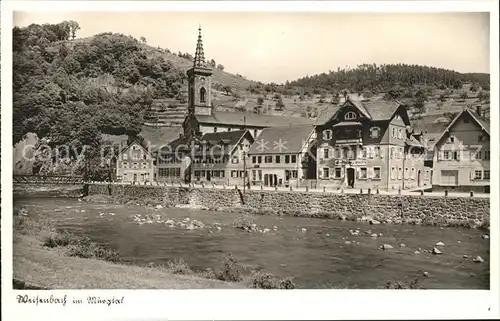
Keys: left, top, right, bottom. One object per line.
{"left": 250, "top": 271, "right": 295, "bottom": 289}
{"left": 166, "top": 258, "right": 192, "bottom": 275}
{"left": 211, "top": 253, "right": 244, "bottom": 282}
{"left": 385, "top": 278, "right": 423, "bottom": 289}
{"left": 66, "top": 241, "right": 121, "bottom": 263}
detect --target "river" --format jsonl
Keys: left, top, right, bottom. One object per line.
{"left": 14, "top": 196, "right": 490, "bottom": 289}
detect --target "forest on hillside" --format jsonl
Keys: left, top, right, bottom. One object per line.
{"left": 247, "top": 63, "right": 490, "bottom": 99}
{"left": 13, "top": 21, "right": 185, "bottom": 178}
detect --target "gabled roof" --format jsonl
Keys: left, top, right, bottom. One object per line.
{"left": 314, "top": 99, "right": 403, "bottom": 125}
{"left": 432, "top": 108, "right": 490, "bottom": 147}
{"left": 159, "top": 130, "right": 253, "bottom": 157}
{"left": 248, "top": 125, "right": 315, "bottom": 155}
{"left": 119, "top": 140, "right": 152, "bottom": 157}
{"left": 314, "top": 105, "right": 342, "bottom": 125}
{"left": 195, "top": 111, "right": 313, "bottom": 128}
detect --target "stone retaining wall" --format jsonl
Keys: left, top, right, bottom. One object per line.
{"left": 87, "top": 184, "right": 490, "bottom": 227}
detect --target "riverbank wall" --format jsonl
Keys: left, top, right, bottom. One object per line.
{"left": 87, "top": 184, "right": 490, "bottom": 227}
{"left": 14, "top": 184, "right": 84, "bottom": 198}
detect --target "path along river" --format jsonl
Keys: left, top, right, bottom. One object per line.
{"left": 14, "top": 196, "right": 490, "bottom": 289}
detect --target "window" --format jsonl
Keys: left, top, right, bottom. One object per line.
{"left": 252, "top": 156, "right": 257, "bottom": 163}
{"left": 483, "top": 170, "right": 490, "bottom": 180}
{"left": 373, "top": 167, "right": 381, "bottom": 179}
{"left": 361, "top": 147, "right": 368, "bottom": 158}
{"left": 323, "top": 168, "right": 330, "bottom": 178}
{"left": 254, "top": 129, "right": 258, "bottom": 137}
{"left": 398, "top": 167, "right": 403, "bottom": 180}
{"left": 228, "top": 128, "right": 232, "bottom": 132}
{"left": 291, "top": 155, "right": 297, "bottom": 163}
{"left": 404, "top": 167, "right": 409, "bottom": 179}
{"left": 265, "top": 156, "right": 273, "bottom": 163}
{"left": 334, "top": 167, "right": 342, "bottom": 179}
{"left": 345, "top": 111, "right": 357, "bottom": 120}
{"left": 285, "top": 155, "right": 290, "bottom": 163}
{"left": 411, "top": 168, "right": 415, "bottom": 179}
{"left": 231, "top": 170, "right": 238, "bottom": 178}
{"left": 323, "top": 130, "right": 332, "bottom": 140}
{"left": 392, "top": 128, "right": 396, "bottom": 138}
{"left": 453, "top": 151, "right": 459, "bottom": 160}
{"left": 123, "top": 153, "right": 128, "bottom": 160}
{"left": 324, "top": 148, "right": 330, "bottom": 159}
{"left": 252, "top": 170, "right": 256, "bottom": 181}
{"left": 200, "top": 87, "right": 206, "bottom": 103}
{"left": 123, "top": 162, "right": 128, "bottom": 169}
{"left": 477, "top": 151, "right": 482, "bottom": 160}
{"left": 374, "top": 147, "right": 381, "bottom": 158}
{"left": 214, "top": 127, "right": 218, "bottom": 133}
{"left": 443, "top": 151, "right": 450, "bottom": 160}
{"left": 370, "top": 127, "right": 380, "bottom": 138}
{"left": 334, "top": 148, "right": 341, "bottom": 159}
{"left": 391, "top": 167, "right": 397, "bottom": 180}
{"left": 231, "top": 156, "right": 239, "bottom": 164}
{"left": 291, "top": 170, "right": 298, "bottom": 179}
{"left": 484, "top": 150, "right": 490, "bottom": 160}
{"left": 449, "top": 136, "right": 455, "bottom": 143}
{"left": 258, "top": 156, "right": 262, "bottom": 163}
{"left": 474, "top": 170, "right": 482, "bottom": 180}
{"left": 360, "top": 167, "right": 367, "bottom": 179}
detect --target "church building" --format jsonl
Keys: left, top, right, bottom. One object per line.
{"left": 182, "top": 27, "right": 313, "bottom": 140}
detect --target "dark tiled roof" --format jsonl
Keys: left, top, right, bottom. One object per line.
{"left": 468, "top": 109, "right": 490, "bottom": 134}
{"left": 359, "top": 100, "right": 402, "bottom": 121}
{"left": 332, "top": 121, "right": 363, "bottom": 127}
{"left": 248, "top": 125, "right": 314, "bottom": 155}
{"left": 159, "top": 130, "right": 251, "bottom": 157}
{"left": 195, "top": 111, "right": 313, "bottom": 128}
{"left": 314, "top": 105, "right": 342, "bottom": 125}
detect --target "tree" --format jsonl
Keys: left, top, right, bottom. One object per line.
{"left": 209, "top": 59, "right": 216, "bottom": 68}
{"left": 275, "top": 98, "right": 285, "bottom": 110}
{"left": 413, "top": 96, "right": 426, "bottom": 115}
{"left": 223, "top": 85, "right": 232, "bottom": 95}
{"left": 257, "top": 97, "right": 264, "bottom": 106}
{"left": 460, "top": 91, "right": 468, "bottom": 100}
{"left": 140, "top": 36, "right": 147, "bottom": 44}
{"left": 216, "top": 64, "right": 224, "bottom": 71}
{"left": 68, "top": 20, "right": 80, "bottom": 40}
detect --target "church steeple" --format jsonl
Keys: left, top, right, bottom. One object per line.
{"left": 194, "top": 25, "right": 206, "bottom": 68}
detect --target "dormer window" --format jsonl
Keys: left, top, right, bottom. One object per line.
{"left": 345, "top": 111, "right": 357, "bottom": 120}
{"left": 323, "top": 129, "right": 332, "bottom": 140}
{"left": 370, "top": 127, "right": 380, "bottom": 139}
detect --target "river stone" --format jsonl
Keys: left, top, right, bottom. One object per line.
{"left": 432, "top": 247, "right": 442, "bottom": 255}
{"left": 301, "top": 228, "right": 307, "bottom": 232}
{"left": 273, "top": 226, "right": 278, "bottom": 230}
{"left": 371, "top": 233, "right": 378, "bottom": 238}
{"left": 463, "top": 255, "right": 468, "bottom": 258}
{"left": 381, "top": 244, "right": 393, "bottom": 250}
{"left": 345, "top": 241, "right": 352, "bottom": 245}
{"left": 400, "top": 243, "right": 406, "bottom": 248}
{"left": 263, "top": 228, "right": 271, "bottom": 233}
{"left": 379, "top": 233, "right": 383, "bottom": 237}
{"left": 369, "top": 219, "right": 381, "bottom": 225}
{"left": 414, "top": 251, "right": 421, "bottom": 254}
{"left": 423, "top": 271, "right": 429, "bottom": 277}
{"left": 473, "top": 256, "right": 484, "bottom": 263}
{"left": 435, "top": 241, "right": 445, "bottom": 247}
{"left": 481, "top": 235, "right": 489, "bottom": 239}
{"left": 326, "top": 234, "right": 330, "bottom": 237}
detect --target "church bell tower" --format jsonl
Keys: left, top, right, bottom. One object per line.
{"left": 187, "top": 26, "right": 213, "bottom": 116}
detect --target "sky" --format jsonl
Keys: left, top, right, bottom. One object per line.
{"left": 14, "top": 11, "right": 490, "bottom": 84}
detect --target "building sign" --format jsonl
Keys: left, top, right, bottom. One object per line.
{"left": 334, "top": 159, "right": 367, "bottom": 166}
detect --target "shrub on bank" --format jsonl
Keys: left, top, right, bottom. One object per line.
{"left": 385, "top": 278, "right": 423, "bottom": 289}
{"left": 165, "top": 258, "right": 192, "bottom": 275}
{"left": 233, "top": 215, "right": 256, "bottom": 230}
{"left": 205, "top": 253, "right": 244, "bottom": 282}
{"left": 249, "top": 271, "right": 296, "bottom": 289}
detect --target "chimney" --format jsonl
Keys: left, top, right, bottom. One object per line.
{"left": 476, "top": 105, "right": 482, "bottom": 117}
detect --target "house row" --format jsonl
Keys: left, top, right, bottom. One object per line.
{"left": 114, "top": 26, "right": 490, "bottom": 193}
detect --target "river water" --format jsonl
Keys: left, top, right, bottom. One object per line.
{"left": 14, "top": 196, "right": 490, "bottom": 289}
